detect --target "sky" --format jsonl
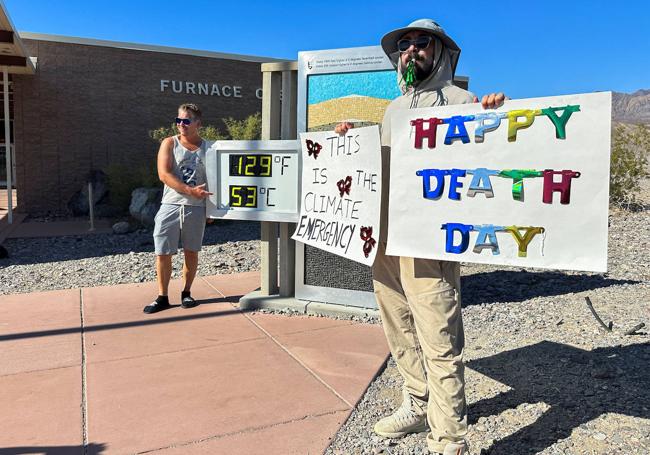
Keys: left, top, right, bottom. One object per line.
{"left": 4, "top": 0, "right": 649, "bottom": 99}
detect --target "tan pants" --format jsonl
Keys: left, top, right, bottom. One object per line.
{"left": 372, "top": 242, "right": 467, "bottom": 453}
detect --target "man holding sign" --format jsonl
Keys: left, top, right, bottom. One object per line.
{"left": 337, "top": 19, "right": 505, "bottom": 455}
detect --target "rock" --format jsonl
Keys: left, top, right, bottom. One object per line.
{"left": 129, "top": 187, "right": 162, "bottom": 226}
{"left": 67, "top": 170, "right": 109, "bottom": 216}
{"left": 591, "top": 366, "right": 617, "bottom": 379}
{"left": 112, "top": 221, "right": 131, "bottom": 235}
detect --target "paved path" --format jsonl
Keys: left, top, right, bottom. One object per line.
{"left": 0, "top": 271, "right": 389, "bottom": 454}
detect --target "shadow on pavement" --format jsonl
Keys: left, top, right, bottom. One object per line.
{"left": 0, "top": 443, "right": 106, "bottom": 454}
{"left": 461, "top": 270, "right": 637, "bottom": 306}
{"left": 468, "top": 341, "right": 650, "bottom": 454}
{"left": 0, "top": 296, "right": 247, "bottom": 342}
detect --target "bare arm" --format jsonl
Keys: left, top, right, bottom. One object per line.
{"left": 473, "top": 92, "right": 509, "bottom": 109}
{"left": 157, "top": 137, "right": 212, "bottom": 199}
{"left": 334, "top": 121, "right": 355, "bottom": 135}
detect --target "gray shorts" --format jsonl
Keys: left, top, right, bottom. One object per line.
{"left": 153, "top": 204, "right": 206, "bottom": 255}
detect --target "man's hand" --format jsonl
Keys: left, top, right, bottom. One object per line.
{"left": 188, "top": 183, "right": 213, "bottom": 199}
{"left": 473, "top": 93, "right": 508, "bottom": 109}
{"left": 334, "top": 122, "right": 354, "bottom": 135}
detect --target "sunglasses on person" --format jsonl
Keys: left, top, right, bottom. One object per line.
{"left": 397, "top": 35, "right": 432, "bottom": 53}
{"left": 175, "top": 117, "right": 195, "bottom": 125}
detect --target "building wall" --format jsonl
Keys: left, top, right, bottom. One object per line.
{"left": 12, "top": 38, "right": 269, "bottom": 213}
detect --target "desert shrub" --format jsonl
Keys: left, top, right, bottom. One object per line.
{"left": 223, "top": 112, "right": 262, "bottom": 140}
{"left": 200, "top": 124, "right": 228, "bottom": 141}
{"left": 149, "top": 124, "right": 176, "bottom": 143}
{"left": 106, "top": 162, "right": 160, "bottom": 212}
{"left": 610, "top": 124, "right": 650, "bottom": 209}
{"left": 148, "top": 113, "right": 261, "bottom": 143}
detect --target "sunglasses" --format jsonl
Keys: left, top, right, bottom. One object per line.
{"left": 175, "top": 117, "right": 194, "bottom": 126}
{"left": 397, "top": 35, "right": 432, "bottom": 53}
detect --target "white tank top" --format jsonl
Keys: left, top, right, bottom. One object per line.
{"left": 161, "top": 136, "right": 209, "bottom": 206}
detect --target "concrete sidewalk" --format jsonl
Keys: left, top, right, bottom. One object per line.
{"left": 0, "top": 271, "right": 389, "bottom": 454}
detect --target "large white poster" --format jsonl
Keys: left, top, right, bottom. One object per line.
{"left": 386, "top": 92, "right": 611, "bottom": 272}
{"left": 292, "top": 126, "right": 382, "bottom": 266}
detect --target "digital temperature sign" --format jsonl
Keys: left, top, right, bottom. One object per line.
{"left": 229, "top": 185, "right": 258, "bottom": 207}
{"left": 206, "top": 140, "right": 300, "bottom": 222}
{"left": 229, "top": 154, "right": 273, "bottom": 177}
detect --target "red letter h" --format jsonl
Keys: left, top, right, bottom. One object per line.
{"left": 411, "top": 118, "right": 443, "bottom": 149}
{"left": 543, "top": 170, "right": 581, "bottom": 204}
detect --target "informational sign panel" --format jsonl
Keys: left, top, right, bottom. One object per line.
{"left": 386, "top": 92, "right": 611, "bottom": 273}
{"left": 292, "top": 126, "right": 382, "bottom": 266}
{"left": 297, "top": 46, "right": 400, "bottom": 134}
{"left": 205, "top": 140, "right": 300, "bottom": 222}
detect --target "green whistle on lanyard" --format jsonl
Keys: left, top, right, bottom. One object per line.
{"left": 401, "top": 59, "right": 416, "bottom": 90}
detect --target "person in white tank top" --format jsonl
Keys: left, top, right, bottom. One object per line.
{"left": 144, "top": 103, "right": 213, "bottom": 314}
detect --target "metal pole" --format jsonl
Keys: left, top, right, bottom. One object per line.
{"left": 3, "top": 67, "right": 12, "bottom": 224}
{"left": 88, "top": 181, "right": 95, "bottom": 231}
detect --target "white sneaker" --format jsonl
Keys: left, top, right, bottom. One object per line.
{"left": 373, "top": 390, "right": 428, "bottom": 438}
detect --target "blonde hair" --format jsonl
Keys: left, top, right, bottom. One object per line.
{"left": 179, "top": 103, "right": 202, "bottom": 120}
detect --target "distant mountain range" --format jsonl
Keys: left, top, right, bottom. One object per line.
{"left": 612, "top": 89, "right": 650, "bottom": 124}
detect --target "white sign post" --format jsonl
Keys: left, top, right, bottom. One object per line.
{"left": 292, "top": 126, "right": 382, "bottom": 266}
{"left": 386, "top": 92, "right": 611, "bottom": 273}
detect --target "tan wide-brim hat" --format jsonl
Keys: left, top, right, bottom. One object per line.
{"left": 381, "top": 18, "right": 461, "bottom": 75}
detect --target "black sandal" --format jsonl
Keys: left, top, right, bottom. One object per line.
{"left": 143, "top": 300, "right": 170, "bottom": 314}
{"left": 181, "top": 295, "right": 198, "bottom": 309}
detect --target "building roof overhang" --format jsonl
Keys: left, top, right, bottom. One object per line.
{"left": 18, "top": 32, "right": 288, "bottom": 65}
{"left": 0, "top": 1, "right": 35, "bottom": 75}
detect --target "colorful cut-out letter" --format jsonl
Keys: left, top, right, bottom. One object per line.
{"left": 507, "top": 109, "right": 541, "bottom": 142}
{"left": 416, "top": 169, "right": 448, "bottom": 199}
{"left": 472, "top": 224, "right": 505, "bottom": 255}
{"left": 498, "top": 169, "right": 544, "bottom": 201}
{"left": 441, "top": 223, "right": 474, "bottom": 254}
{"left": 542, "top": 169, "right": 581, "bottom": 204}
{"left": 411, "top": 117, "right": 444, "bottom": 149}
{"left": 443, "top": 115, "right": 474, "bottom": 145}
{"left": 467, "top": 168, "right": 500, "bottom": 198}
{"left": 541, "top": 105, "right": 580, "bottom": 139}
{"left": 448, "top": 169, "right": 467, "bottom": 200}
{"left": 474, "top": 113, "right": 504, "bottom": 143}
{"left": 504, "top": 226, "right": 545, "bottom": 257}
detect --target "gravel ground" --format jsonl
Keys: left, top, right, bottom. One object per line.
{"left": 0, "top": 220, "right": 260, "bottom": 295}
{"left": 1, "top": 183, "right": 649, "bottom": 454}
{"left": 325, "top": 182, "right": 650, "bottom": 455}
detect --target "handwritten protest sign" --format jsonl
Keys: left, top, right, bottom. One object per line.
{"left": 292, "top": 126, "right": 382, "bottom": 266}
{"left": 386, "top": 92, "right": 611, "bottom": 272}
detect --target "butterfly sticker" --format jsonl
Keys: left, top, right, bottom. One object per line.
{"left": 337, "top": 176, "right": 352, "bottom": 197}
{"left": 360, "top": 226, "right": 376, "bottom": 258}
{"left": 306, "top": 139, "right": 322, "bottom": 159}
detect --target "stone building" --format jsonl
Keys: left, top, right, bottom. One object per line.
{"left": 3, "top": 23, "right": 282, "bottom": 214}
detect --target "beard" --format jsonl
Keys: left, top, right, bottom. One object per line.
{"left": 403, "top": 53, "right": 434, "bottom": 81}
{"left": 414, "top": 58, "right": 434, "bottom": 81}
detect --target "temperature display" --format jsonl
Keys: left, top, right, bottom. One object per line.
{"left": 229, "top": 185, "right": 258, "bottom": 208}
{"left": 207, "top": 140, "right": 300, "bottom": 222}
{"left": 229, "top": 154, "right": 272, "bottom": 177}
